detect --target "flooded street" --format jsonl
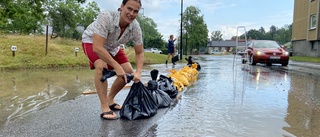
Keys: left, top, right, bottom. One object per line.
{"left": 152, "top": 55, "right": 320, "bottom": 137}
{"left": 0, "top": 68, "right": 95, "bottom": 127}
{"left": 0, "top": 55, "right": 320, "bottom": 137}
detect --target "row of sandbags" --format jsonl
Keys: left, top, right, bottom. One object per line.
{"left": 101, "top": 56, "right": 201, "bottom": 120}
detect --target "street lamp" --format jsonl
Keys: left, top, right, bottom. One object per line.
{"left": 11, "top": 45, "right": 17, "bottom": 57}
{"left": 74, "top": 47, "right": 79, "bottom": 56}
{"left": 180, "top": 0, "right": 183, "bottom": 60}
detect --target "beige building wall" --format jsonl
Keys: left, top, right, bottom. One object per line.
{"left": 292, "top": 0, "right": 308, "bottom": 40}
{"left": 292, "top": 0, "right": 320, "bottom": 57}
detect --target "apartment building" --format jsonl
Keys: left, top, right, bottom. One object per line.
{"left": 292, "top": 0, "right": 320, "bottom": 57}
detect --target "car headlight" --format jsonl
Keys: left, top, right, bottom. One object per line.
{"left": 256, "top": 51, "right": 265, "bottom": 55}
{"left": 283, "top": 52, "right": 289, "bottom": 56}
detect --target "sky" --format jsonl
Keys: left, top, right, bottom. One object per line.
{"left": 84, "top": 0, "right": 294, "bottom": 40}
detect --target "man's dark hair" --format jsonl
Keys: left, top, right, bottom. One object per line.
{"left": 122, "top": 0, "right": 142, "bottom": 6}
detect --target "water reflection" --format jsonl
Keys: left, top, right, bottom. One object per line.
{"left": 0, "top": 68, "right": 95, "bottom": 127}
{"left": 0, "top": 56, "right": 320, "bottom": 137}
{"left": 0, "top": 66, "right": 171, "bottom": 128}
{"left": 155, "top": 56, "right": 320, "bottom": 137}
{"left": 284, "top": 74, "right": 320, "bottom": 136}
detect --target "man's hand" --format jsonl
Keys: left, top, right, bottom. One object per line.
{"left": 132, "top": 72, "right": 141, "bottom": 83}
{"left": 114, "top": 65, "right": 127, "bottom": 83}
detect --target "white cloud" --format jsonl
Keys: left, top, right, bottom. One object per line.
{"left": 83, "top": 0, "right": 293, "bottom": 41}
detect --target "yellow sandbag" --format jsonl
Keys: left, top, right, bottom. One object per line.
{"left": 169, "top": 71, "right": 190, "bottom": 86}
{"left": 170, "top": 77, "right": 184, "bottom": 92}
{"left": 178, "top": 71, "right": 192, "bottom": 82}
{"left": 181, "top": 66, "right": 197, "bottom": 79}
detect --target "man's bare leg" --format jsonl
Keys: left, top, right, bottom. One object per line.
{"left": 94, "top": 59, "right": 116, "bottom": 119}
{"left": 107, "top": 62, "right": 134, "bottom": 108}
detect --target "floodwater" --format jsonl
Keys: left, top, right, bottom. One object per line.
{"left": 0, "top": 66, "right": 169, "bottom": 128}
{"left": 151, "top": 55, "right": 320, "bottom": 137}
{"left": 0, "top": 55, "right": 320, "bottom": 137}
{"left": 0, "top": 68, "right": 94, "bottom": 127}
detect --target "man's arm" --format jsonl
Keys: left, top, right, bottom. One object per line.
{"left": 133, "top": 43, "right": 144, "bottom": 82}
{"left": 92, "top": 33, "right": 124, "bottom": 74}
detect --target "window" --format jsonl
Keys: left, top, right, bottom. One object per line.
{"left": 311, "top": 41, "right": 318, "bottom": 50}
{"left": 309, "top": 14, "right": 317, "bottom": 29}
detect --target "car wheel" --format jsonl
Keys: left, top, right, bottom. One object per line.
{"left": 282, "top": 62, "right": 288, "bottom": 66}
{"left": 249, "top": 55, "right": 256, "bottom": 65}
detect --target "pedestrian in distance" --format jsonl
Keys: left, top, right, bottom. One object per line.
{"left": 81, "top": 0, "right": 144, "bottom": 120}
{"left": 166, "top": 35, "right": 177, "bottom": 65}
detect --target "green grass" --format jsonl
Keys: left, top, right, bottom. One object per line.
{"left": 290, "top": 56, "right": 320, "bottom": 63}
{"left": 0, "top": 34, "right": 186, "bottom": 70}
{"left": 2, "top": 34, "right": 318, "bottom": 70}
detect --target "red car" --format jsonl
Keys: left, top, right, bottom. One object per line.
{"left": 241, "top": 40, "right": 289, "bottom": 66}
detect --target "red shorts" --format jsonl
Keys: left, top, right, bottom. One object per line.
{"left": 82, "top": 43, "right": 129, "bottom": 70}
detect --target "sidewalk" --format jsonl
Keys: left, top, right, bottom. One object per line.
{"left": 289, "top": 60, "right": 320, "bottom": 69}
{"left": 286, "top": 60, "right": 320, "bottom": 76}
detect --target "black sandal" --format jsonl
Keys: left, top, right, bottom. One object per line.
{"left": 100, "top": 111, "right": 118, "bottom": 120}
{"left": 109, "top": 103, "right": 121, "bottom": 111}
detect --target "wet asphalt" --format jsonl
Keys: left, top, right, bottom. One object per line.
{"left": 0, "top": 63, "right": 187, "bottom": 137}
{"left": 0, "top": 55, "right": 319, "bottom": 137}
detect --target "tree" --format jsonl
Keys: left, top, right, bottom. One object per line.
{"left": 211, "top": 31, "right": 223, "bottom": 41}
{"left": 0, "top": 0, "right": 88, "bottom": 36}
{"left": 136, "top": 14, "right": 165, "bottom": 49}
{"left": 182, "top": 6, "right": 208, "bottom": 55}
{"left": 233, "top": 23, "right": 292, "bottom": 45}
{"left": 259, "top": 27, "right": 266, "bottom": 34}
{"left": 247, "top": 29, "right": 262, "bottom": 40}
{"left": 274, "top": 24, "right": 292, "bottom": 44}
{"left": 269, "top": 25, "right": 277, "bottom": 39}
{"left": 0, "top": 0, "right": 45, "bottom": 34}
{"left": 80, "top": 1, "right": 100, "bottom": 29}
{"left": 47, "top": 0, "right": 93, "bottom": 39}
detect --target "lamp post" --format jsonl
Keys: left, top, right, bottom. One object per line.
{"left": 74, "top": 47, "right": 79, "bottom": 56}
{"left": 180, "top": 0, "right": 183, "bottom": 60}
{"left": 11, "top": 45, "right": 17, "bottom": 57}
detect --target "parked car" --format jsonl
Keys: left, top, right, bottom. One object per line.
{"left": 241, "top": 40, "right": 289, "bottom": 66}
{"left": 236, "top": 49, "right": 246, "bottom": 56}
{"left": 144, "top": 48, "right": 163, "bottom": 54}
{"left": 209, "top": 50, "right": 223, "bottom": 55}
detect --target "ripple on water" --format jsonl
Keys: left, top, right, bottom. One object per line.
{"left": 154, "top": 62, "right": 292, "bottom": 136}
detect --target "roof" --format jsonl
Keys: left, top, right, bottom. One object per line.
{"left": 207, "top": 40, "right": 247, "bottom": 47}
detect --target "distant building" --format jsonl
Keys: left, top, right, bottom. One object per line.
{"left": 207, "top": 39, "right": 248, "bottom": 53}
{"left": 292, "top": 0, "right": 320, "bottom": 57}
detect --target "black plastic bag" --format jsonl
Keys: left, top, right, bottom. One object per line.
{"left": 100, "top": 68, "right": 134, "bottom": 83}
{"left": 147, "top": 69, "right": 172, "bottom": 108}
{"left": 172, "top": 55, "right": 179, "bottom": 63}
{"left": 120, "top": 81, "right": 158, "bottom": 120}
{"left": 157, "top": 75, "right": 178, "bottom": 98}
{"left": 185, "top": 56, "right": 201, "bottom": 71}
{"left": 100, "top": 68, "right": 116, "bottom": 82}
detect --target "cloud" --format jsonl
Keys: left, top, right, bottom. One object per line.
{"left": 83, "top": 0, "right": 293, "bottom": 41}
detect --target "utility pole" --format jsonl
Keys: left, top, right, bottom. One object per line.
{"left": 180, "top": 0, "right": 183, "bottom": 60}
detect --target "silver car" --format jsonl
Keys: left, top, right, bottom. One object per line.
{"left": 144, "top": 48, "right": 163, "bottom": 54}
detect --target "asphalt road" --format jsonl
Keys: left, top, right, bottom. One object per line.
{"left": 0, "top": 55, "right": 319, "bottom": 137}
